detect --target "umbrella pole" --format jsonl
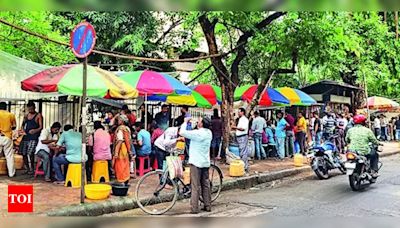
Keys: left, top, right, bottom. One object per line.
{"left": 145, "top": 93, "right": 148, "bottom": 131}
{"left": 81, "top": 58, "right": 88, "bottom": 204}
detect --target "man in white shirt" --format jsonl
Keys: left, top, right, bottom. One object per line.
{"left": 35, "top": 122, "right": 61, "bottom": 182}
{"left": 232, "top": 108, "right": 249, "bottom": 172}
{"left": 373, "top": 116, "right": 381, "bottom": 139}
{"left": 154, "top": 126, "right": 183, "bottom": 170}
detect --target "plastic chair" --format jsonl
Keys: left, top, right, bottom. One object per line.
{"left": 91, "top": 160, "right": 109, "bottom": 183}
{"left": 136, "top": 155, "right": 151, "bottom": 177}
{"left": 34, "top": 158, "right": 45, "bottom": 179}
{"left": 65, "top": 163, "right": 86, "bottom": 188}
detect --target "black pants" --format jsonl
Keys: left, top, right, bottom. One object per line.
{"left": 190, "top": 165, "right": 211, "bottom": 213}
{"left": 155, "top": 146, "right": 167, "bottom": 170}
{"left": 296, "top": 132, "right": 306, "bottom": 154}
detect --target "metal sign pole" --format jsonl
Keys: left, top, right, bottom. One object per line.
{"left": 363, "top": 72, "right": 371, "bottom": 129}
{"left": 145, "top": 93, "right": 148, "bottom": 131}
{"left": 81, "top": 57, "right": 88, "bottom": 204}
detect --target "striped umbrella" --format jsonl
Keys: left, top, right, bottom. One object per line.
{"left": 367, "top": 96, "right": 399, "bottom": 109}
{"left": 21, "top": 64, "right": 138, "bottom": 99}
{"left": 118, "top": 70, "right": 192, "bottom": 96}
{"left": 191, "top": 84, "right": 222, "bottom": 106}
{"left": 234, "top": 85, "right": 290, "bottom": 106}
{"left": 276, "top": 87, "right": 317, "bottom": 106}
{"left": 147, "top": 91, "right": 213, "bottom": 108}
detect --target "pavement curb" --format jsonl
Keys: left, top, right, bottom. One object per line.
{"left": 46, "top": 150, "right": 399, "bottom": 216}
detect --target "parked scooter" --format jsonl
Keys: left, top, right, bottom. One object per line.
{"left": 345, "top": 143, "right": 383, "bottom": 191}
{"left": 308, "top": 135, "right": 346, "bottom": 179}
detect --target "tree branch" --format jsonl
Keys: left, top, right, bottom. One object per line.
{"left": 154, "top": 18, "right": 183, "bottom": 45}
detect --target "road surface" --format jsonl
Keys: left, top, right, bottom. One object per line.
{"left": 104, "top": 154, "right": 400, "bottom": 217}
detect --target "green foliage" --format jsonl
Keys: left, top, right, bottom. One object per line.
{"left": 0, "top": 11, "right": 76, "bottom": 66}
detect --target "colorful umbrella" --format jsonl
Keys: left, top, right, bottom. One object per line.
{"left": 147, "top": 91, "right": 213, "bottom": 108}
{"left": 118, "top": 70, "right": 191, "bottom": 96}
{"left": 276, "top": 87, "right": 317, "bottom": 106}
{"left": 234, "top": 85, "right": 290, "bottom": 106}
{"left": 191, "top": 84, "right": 222, "bottom": 106}
{"left": 21, "top": 64, "right": 138, "bottom": 99}
{"left": 367, "top": 96, "right": 399, "bottom": 109}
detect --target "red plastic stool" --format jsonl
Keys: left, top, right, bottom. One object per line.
{"left": 136, "top": 155, "right": 151, "bottom": 177}
{"left": 152, "top": 158, "right": 158, "bottom": 170}
{"left": 34, "top": 158, "right": 45, "bottom": 179}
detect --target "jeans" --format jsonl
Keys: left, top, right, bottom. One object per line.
{"left": 155, "top": 146, "right": 167, "bottom": 170}
{"left": 314, "top": 132, "right": 322, "bottom": 147}
{"left": 276, "top": 137, "right": 286, "bottom": 159}
{"left": 285, "top": 131, "right": 295, "bottom": 157}
{"left": 381, "top": 127, "right": 387, "bottom": 141}
{"left": 211, "top": 137, "right": 222, "bottom": 158}
{"left": 366, "top": 150, "right": 379, "bottom": 172}
{"left": 396, "top": 130, "right": 400, "bottom": 141}
{"left": 36, "top": 150, "right": 51, "bottom": 179}
{"left": 253, "top": 133, "right": 266, "bottom": 159}
{"left": 374, "top": 128, "right": 381, "bottom": 139}
{"left": 53, "top": 154, "right": 70, "bottom": 181}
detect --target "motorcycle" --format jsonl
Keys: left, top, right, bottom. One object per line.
{"left": 345, "top": 143, "right": 383, "bottom": 191}
{"left": 308, "top": 135, "right": 346, "bottom": 180}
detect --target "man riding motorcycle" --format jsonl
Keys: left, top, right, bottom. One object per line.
{"left": 345, "top": 114, "right": 380, "bottom": 178}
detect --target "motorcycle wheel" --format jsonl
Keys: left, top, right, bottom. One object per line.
{"left": 349, "top": 173, "right": 362, "bottom": 191}
{"left": 313, "top": 159, "right": 329, "bottom": 180}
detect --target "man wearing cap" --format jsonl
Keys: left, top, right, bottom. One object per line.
{"left": 180, "top": 116, "right": 212, "bottom": 214}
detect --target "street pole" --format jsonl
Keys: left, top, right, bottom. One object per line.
{"left": 81, "top": 57, "right": 88, "bottom": 204}
{"left": 363, "top": 72, "right": 371, "bottom": 129}
{"left": 145, "top": 93, "right": 148, "bottom": 131}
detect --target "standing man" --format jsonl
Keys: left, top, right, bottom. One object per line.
{"left": 373, "top": 116, "right": 381, "bottom": 139}
{"left": 20, "top": 101, "right": 43, "bottom": 175}
{"left": 155, "top": 104, "right": 170, "bottom": 130}
{"left": 35, "top": 122, "right": 61, "bottom": 182}
{"left": 251, "top": 111, "right": 267, "bottom": 160}
{"left": 284, "top": 113, "right": 295, "bottom": 157}
{"left": 174, "top": 105, "right": 190, "bottom": 127}
{"left": 395, "top": 116, "right": 400, "bottom": 141}
{"left": 313, "top": 112, "right": 322, "bottom": 147}
{"left": 232, "top": 108, "right": 249, "bottom": 172}
{"left": 275, "top": 111, "right": 288, "bottom": 160}
{"left": 133, "top": 122, "right": 152, "bottom": 157}
{"left": 154, "top": 126, "right": 182, "bottom": 170}
{"left": 380, "top": 115, "right": 388, "bottom": 141}
{"left": 180, "top": 116, "right": 212, "bottom": 214}
{"left": 211, "top": 109, "right": 223, "bottom": 160}
{"left": 0, "top": 102, "right": 16, "bottom": 177}
{"left": 296, "top": 112, "right": 307, "bottom": 155}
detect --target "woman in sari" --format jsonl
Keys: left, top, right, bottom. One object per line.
{"left": 112, "top": 115, "right": 132, "bottom": 184}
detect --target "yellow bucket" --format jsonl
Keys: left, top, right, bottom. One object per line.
{"left": 0, "top": 157, "right": 7, "bottom": 175}
{"left": 14, "top": 154, "right": 23, "bottom": 170}
{"left": 229, "top": 159, "right": 245, "bottom": 177}
{"left": 85, "top": 184, "right": 111, "bottom": 200}
{"left": 294, "top": 154, "right": 304, "bottom": 167}
{"left": 176, "top": 141, "right": 185, "bottom": 150}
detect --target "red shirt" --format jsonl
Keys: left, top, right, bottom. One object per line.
{"left": 285, "top": 114, "right": 295, "bottom": 131}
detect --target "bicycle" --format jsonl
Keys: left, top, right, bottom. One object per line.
{"left": 135, "top": 148, "right": 223, "bottom": 215}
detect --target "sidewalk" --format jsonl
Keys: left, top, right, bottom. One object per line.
{"left": 0, "top": 142, "right": 398, "bottom": 216}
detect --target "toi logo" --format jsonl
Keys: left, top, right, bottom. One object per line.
{"left": 8, "top": 185, "right": 33, "bottom": 213}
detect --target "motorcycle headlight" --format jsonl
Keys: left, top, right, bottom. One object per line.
{"left": 346, "top": 152, "right": 356, "bottom": 160}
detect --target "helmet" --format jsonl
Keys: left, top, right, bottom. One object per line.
{"left": 353, "top": 114, "right": 367, "bottom": 124}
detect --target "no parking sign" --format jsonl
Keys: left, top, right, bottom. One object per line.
{"left": 70, "top": 22, "right": 96, "bottom": 58}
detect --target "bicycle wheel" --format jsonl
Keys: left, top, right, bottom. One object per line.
{"left": 135, "top": 170, "right": 178, "bottom": 215}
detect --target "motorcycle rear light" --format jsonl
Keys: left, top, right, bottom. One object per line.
{"left": 346, "top": 153, "right": 356, "bottom": 160}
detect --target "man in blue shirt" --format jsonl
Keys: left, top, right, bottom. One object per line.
{"left": 53, "top": 125, "right": 88, "bottom": 184}
{"left": 134, "top": 122, "right": 152, "bottom": 156}
{"left": 180, "top": 116, "right": 212, "bottom": 214}
{"left": 275, "top": 112, "right": 288, "bottom": 160}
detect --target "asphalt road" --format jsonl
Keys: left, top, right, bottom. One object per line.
{"left": 104, "top": 154, "right": 400, "bottom": 217}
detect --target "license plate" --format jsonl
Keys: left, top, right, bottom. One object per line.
{"left": 345, "top": 163, "right": 356, "bottom": 169}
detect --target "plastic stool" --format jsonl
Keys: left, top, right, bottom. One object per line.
{"left": 65, "top": 163, "right": 86, "bottom": 188}
{"left": 152, "top": 158, "right": 158, "bottom": 170}
{"left": 34, "top": 158, "right": 45, "bottom": 179}
{"left": 91, "top": 160, "right": 109, "bottom": 183}
{"left": 136, "top": 156, "right": 151, "bottom": 177}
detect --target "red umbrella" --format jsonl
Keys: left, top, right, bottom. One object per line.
{"left": 191, "top": 84, "right": 222, "bottom": 106}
